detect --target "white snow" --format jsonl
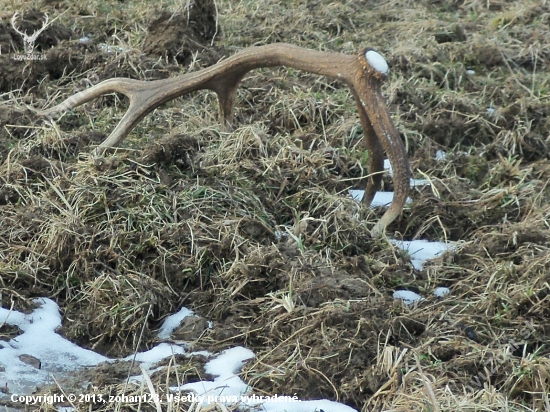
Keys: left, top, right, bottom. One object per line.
{"left": 98, "top": 44, "right": 127, "bottom": 53}
{"left": 174, "top": 347, "right": 356, "bottom": 412}
{"left": 365, "top": 50, "right": 389, "bottom": 75}
{"left": 1, "top": 147, "right": 458, "bottom": 412}
{"left": 348, "top": 159, "right": 431, "bottom": 204}
{"left": 0, "top": 300, "right": 360, "bottom": 412}
{"left": 175, "top": 347, "right": 254, "bottom": 399}
{"left": 383, "top": 158, "right": 430, "bottom": 187}
{"left": 204, "top": 346, "right": 254, "bottom": 377}
{"left": 260, "top": 399, "right": 357, "bottom": 412}
{"left": 434, "top": 287, "right": 450, "bottom": 297}
{"left": 124, "top": 342, "right": 188, "bottom": 364}
{"left": 393, "top": 287, "right": 451, "bottom": 305}
{"left": 349, "top": 157, "right": 454, "bottom": 270}
{"left": 349, "top": 189, "right": 411, "bottom": 206}
{"left": 390, "top": 239, "right": 453, "bottom": 270}
{"left": 435, "top": 150, "right": 447, "bottom": 161}
{"left": 411, "top": 177, "right": 430, "bottom": 186}
{"left": 393, "top": 290, "right": 423, "bottom": 305}
{"left": 383, "top": 158, "right": 392, "bottom": 174}
{"left": 0, "top": 298, "right": 107, "bottom": 396}
{"left": 157, "top": 307, "right": 194, "bottom": 339}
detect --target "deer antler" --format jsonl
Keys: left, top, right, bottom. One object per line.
{"left": 11, "top": 12, "right": 49, "bottom": 54}
{"left": 39, "top": 43, "right": 411, "bottom": 236}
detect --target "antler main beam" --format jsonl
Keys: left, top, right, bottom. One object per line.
{"left": 40, "top": 43, "right": 411, "bottom": 236}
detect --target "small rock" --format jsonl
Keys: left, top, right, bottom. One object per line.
{"left": 18, "top": 354, "right": 41, "bottom": 369}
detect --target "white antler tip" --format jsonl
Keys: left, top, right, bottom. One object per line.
{"left": 365, "top": 50, "right": 389, "bottom": 75}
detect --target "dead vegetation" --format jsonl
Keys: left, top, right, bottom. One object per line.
{"left": 0, "top": 0, "right": 549, "bottom": 411}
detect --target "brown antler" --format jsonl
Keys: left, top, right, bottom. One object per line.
{"left": 39, "top": 43, "right": 410, "bottom": 236}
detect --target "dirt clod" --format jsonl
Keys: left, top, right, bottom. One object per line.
{"left": 143, "top": 1, "right": 220, "bottom": 65}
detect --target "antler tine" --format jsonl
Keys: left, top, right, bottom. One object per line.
{"left": 38, "top": 78, "right": 162, "bottom": 157}
{"left": 40, "top": 78, "right": 135, "bottom": 116}
{"left": 354, "top": 48, "right": 411, "bottom": 236}
{"left": 353, "top": 92, "right": 385, "bottom": 206}
{"left": 41, "top": 43, "right": 410, "bottom": 235}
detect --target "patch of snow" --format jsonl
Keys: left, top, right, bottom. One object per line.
{"left": 384, "top": 158, "right": 392, "bottom": 174}
{"left": 124, "top": 342, "right": 188, "bottom": 364}
{"left": 253, "top": 398, "right": 357, "bottom": 412}
{"left": 1, "top": 294, "right": 363, "bottom": 412}
{"left": 174, "top": 347, "right": 356, "bottom": 412}
{"left": 0, "top": 298, "right": 108, "bottom": 397}
{"left": 175, "top": 347, "right": 254, "bottom": 400}
{"left": 349, "top": 189, "right": 364, "bottom": 202}
{"left": 435, "top": 150, "right": 447, "bottom": 161}
{"left": 349, "top": 189, "right": 412, "bottom": 206}
{"left": 98, "top": 44, "right": 127, "bottom": 53}
{"left": 411, "top": 178, "right": 429, "bottom": 187}
{"left": 384, "top": 159, "right": 429, "bottom": 187}
{"left": 434, "top": 287, "right": 450, "bottom": 297}
{"left": 157, "top": 307, "right": 194, "bottom": 339}
{"left": 390, "top": 239, "right": 453, "bottom": 270}
{"left": 371, "top": 191, "right": 398, "bottom": 206}
{"left": 205, "top": 346, "right": 254, "bottom": 378}
{"left": 393, "top": 290, "right": 423, "bottom": 305}
{"left": 189, "top": 350, "right": 211, "bottom": 357}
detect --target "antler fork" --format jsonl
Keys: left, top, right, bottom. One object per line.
{"left": 39, "top": 43, "right": 411, "bottom": 236}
